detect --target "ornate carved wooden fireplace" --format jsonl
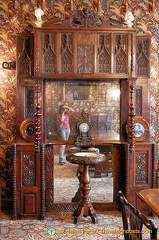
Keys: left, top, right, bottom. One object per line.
{"left": 13, "top": 9, "right": 155, "bottom": 220}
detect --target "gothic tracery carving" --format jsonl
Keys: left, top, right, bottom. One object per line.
{"left": 61, "top": 34, "right": 73, "bottom": 73}
{"left": 115, "top": 35, "right": 128, "bottom": 74}
{"left": 18, "top": 38, "right": 32, "bottom": 75}
{"left": 98, "top": 34, "right": 111, "bottom": 73}
{"left": 43, "top": 33, "right": 56, "bottom": 73}
{"left": 136, "top": 38, "right": 149, "bottom": 76}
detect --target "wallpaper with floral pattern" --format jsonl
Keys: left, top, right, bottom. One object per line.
{"left": 0, "top": 0, "right": 159, "bottom": 201}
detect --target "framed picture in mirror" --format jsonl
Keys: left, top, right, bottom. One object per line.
{"left": 64, "top": 83, "right": 92, "bottom": 101}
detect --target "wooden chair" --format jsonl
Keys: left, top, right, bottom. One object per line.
{"left": 118, "top": 191, "right": 158, "bottom": 240}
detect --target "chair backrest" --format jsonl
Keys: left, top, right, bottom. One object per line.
{"left": 118, "top": 191, "right": 158, "bottom": 240}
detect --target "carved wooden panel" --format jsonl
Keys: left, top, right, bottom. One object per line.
{"left": 43, "top": 33, "right": 56, "bottom": 73}
{"left": 15, "top": 144, "right": 41, "bottom": 219}
{"left": 22, "top": 193, "right": 36, "bottom": 214}
{"left": 135, "top": 152, "right": 148, "bottom": 184}
{"left": 17, "top": 35, "right": 34, "bottom": 76}
{"left": 26, "top": 89, "right": 34, "bottom": 118}
{"left": 45, "top": 144, "right": 54, "bottom": 211}
{"left": 77, "top": 46, "right": 94, "bottom": 73}
{"left": 22, "top": 153, "right": 36, "bottom": 186}
{"left": 114, "top": 34, "right": 128, "bottom": 74}
{"left": 61, "top": 33, "right": 73, "bottom": 73}
{"left": 136, "top": 37, "right": 150, "bottom": 77}
{"left": 98, "top": 34, "right": 111, "bottom": 74}
{"left": 136, "top": 87, "right": 142, "bottom": 116}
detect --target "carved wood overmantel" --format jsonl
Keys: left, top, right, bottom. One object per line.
{"left": 13, "top": 9, "right": 155, "bottom": 220}
{"left": 34, "top": 28, "right": 137, "bottom": 79}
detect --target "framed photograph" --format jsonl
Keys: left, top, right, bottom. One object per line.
{"left": 64, "top": 83, "right": 92, "bottom": 101}
{"left": 135, "top": 116, "right": 149, "bottom": 142}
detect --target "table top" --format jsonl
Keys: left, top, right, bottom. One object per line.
{"left": 66, "top": 152, "right": 106, "bottom": 165}
{"left": 137, "top": 188, "right": 159, "bottom": 218}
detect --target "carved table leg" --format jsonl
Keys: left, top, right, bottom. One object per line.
{"left": 74, "top": 164, "right": 98, "bottom": 224}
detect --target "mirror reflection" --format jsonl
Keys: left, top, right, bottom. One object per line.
{"left": 45, "top": 79, "right": 120, "bottom": 141}
{"left": 54, "top": 145, "right": 113, "bottom": 203}
{"left": 45, "top": 79, "right": 120, "bottom": 202}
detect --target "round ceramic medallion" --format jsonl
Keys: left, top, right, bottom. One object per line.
{"left": 135, "top": 116, "right": 149, "bottom": 142}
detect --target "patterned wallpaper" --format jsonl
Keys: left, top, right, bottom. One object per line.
{"left": 0, "top": 0, "right": 159, "bottom": 200}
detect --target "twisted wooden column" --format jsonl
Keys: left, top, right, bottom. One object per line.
{"left": 128, "top": 78, "right": 137, "bottom": 153}
{"left": 34, "top": 79, "right": 42, "bottom": 153}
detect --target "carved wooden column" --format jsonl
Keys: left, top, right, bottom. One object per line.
{"left": 124, "top": 144, "right": 130, "bottom": 199}
{"left": 127, "top": 78, "right": 137, "bottom": 153}
{"left": 34, "top": 78, "right": 43, "bottom": 219}
{"left": 34, "top": 30, "right": 41, "bottom": 77}
{"left": 34, "top": 79, "right": 42, "bottom": 152}
{"left": 13, "top": 144, "right": 17, "bottom": 220}
{"left": 152, "top": 144, "right": 157, "bottom": 188}
{"left": 45, "top": 144, "right": 54, "bottom": 211}
{"left": 41, "top": 144, "right": 45, "bottom": 219}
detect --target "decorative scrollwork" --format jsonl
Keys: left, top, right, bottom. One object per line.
{"left": 70, "top": 7, "right": 103, "bottom": 28}
{"left": 23, "top": 154, "right": 36, "bottom": 185}
{"left": 135, "top": 153, "right": 147, "bottom": 183}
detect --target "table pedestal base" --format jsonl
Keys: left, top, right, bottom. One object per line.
{"left": 74, "top": 202, "right": 98, "bottom": 224}
{"left": 66, "top": 152, "right": 106, "bottom": 224}
{"left": 73, "top": 164, "right": 98, "bottom": 224}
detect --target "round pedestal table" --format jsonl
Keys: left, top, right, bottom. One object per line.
{"left": 66, "top": 151, "right": 106, "bottom": 224}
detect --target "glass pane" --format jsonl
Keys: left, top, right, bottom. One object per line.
{"left": 45, "top": 79, "right": 120, "bottom": 141}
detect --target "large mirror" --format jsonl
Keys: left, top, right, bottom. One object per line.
{"left": 44, "top": 79, "right": 120, "bottom": 203}
{"left": 45, "top": 79, "right": 120, "bottom": 141}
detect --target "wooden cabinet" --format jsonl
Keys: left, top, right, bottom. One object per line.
{"left": 126, "top": 143, "right": 156, "bottom": 214}
{"left": 13, "top": 144, "right": 41, "bottom": 219}
{"left": 13, "top": 9, "right": 154, "bottom": 219}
